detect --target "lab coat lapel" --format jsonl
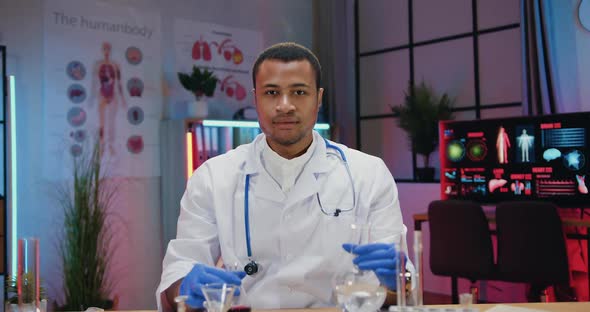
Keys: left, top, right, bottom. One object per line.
{"left": 287, "top": 134, "right": 333, "bottom": 205}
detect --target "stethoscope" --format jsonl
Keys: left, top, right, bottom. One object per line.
{"left": 243, "top": 138, "right": 356, "bottom": 275}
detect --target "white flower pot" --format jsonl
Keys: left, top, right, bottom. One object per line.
{"left": 187, "top": 99, "right": 208, "bottom": 119}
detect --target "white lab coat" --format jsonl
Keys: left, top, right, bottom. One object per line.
{"left": 157, "top": 131, "right": 407, "bottom": 310}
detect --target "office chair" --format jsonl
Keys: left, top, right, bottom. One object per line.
{"left": 495, "top": 201, "right": 571, "bottom": 302}
{"left": 428, "top": 200, "right": 496, "bottom": 304}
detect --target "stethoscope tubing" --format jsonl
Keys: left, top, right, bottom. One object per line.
{"left": 245, "top": 174, "right": 253, "bottom": 258}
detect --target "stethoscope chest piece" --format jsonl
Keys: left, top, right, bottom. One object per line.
{"left": 244, "top": 260, "right": 259, "bottom": 275}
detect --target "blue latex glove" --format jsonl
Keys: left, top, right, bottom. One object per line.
{"left": 343, "top": 243, "right": 398, "bottom": 291}
{"left": 179, "top": 263, "right": 247, "bottom": 308}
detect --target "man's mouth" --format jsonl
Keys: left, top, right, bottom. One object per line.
{"left": 273, "top": 118, "right": 298, "bottom": 125}
{"left": 273, "top": 119, "right": 298, "bottom": 130}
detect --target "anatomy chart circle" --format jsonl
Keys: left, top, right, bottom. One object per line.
{"left": 67, "top": 107, "right": 87, "bottom": 127}
{"left": 67, "top": 83, "right": 87, "bottom": 104}
{"left": 127, "top": 106, "right": 144, "bottom": 125}
{"left": 66, "top": 61, "right": 86, "bottom": 81}
{"left": 126, "top": 46, "right": 143, "bottom": 65}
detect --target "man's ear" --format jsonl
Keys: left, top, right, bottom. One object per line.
{"left": 252, "top": 88, "right": 257, "bottom": 106}
{"left": 317, "top": 88, "right": 324, "bottom": 108}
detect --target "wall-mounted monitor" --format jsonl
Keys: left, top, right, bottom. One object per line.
{"left": 439, "top": 112, "right": 590, "bottom": 207}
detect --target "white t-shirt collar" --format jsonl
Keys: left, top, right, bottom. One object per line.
{"left": 260, "top": 135, "right": 317, "bottom": 193}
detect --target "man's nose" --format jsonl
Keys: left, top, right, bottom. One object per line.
{"left": 276, "top": 94, "right": 294, "bottom": 111}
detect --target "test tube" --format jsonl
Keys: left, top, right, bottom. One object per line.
{"left": 413, "top": 230, "right": 424, "bottom": 306}
{"left": 228, "top": 262, "right": 247, "bottom": 305}
{"left": 395, "top": 239, "right": 407, "bottom": 307}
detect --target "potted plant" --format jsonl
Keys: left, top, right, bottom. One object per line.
{"left": 178, "top": 65, "right": 219, "bottom": 118}
{"left": 391, "top": 81, "right": 455, "bottom": 181}
{"left": 55, "top": 141, "right": 117, "bottom": 310}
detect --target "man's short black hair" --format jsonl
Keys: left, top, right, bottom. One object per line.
{"left": 252, "top": 42, "right": 322, "bottom": 89}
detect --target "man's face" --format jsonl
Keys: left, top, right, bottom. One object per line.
{"left": 254, "top": 59, "right": 323, "bottom": 150}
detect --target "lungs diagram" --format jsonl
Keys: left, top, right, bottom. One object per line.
{"left": 189, "top": 36, "right": 248, "bottom": 102}
{"left": 175, "top": 19, "right": 263, "bottom": 118}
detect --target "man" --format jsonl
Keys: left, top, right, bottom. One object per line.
{"left": 157, "top": 42, "right": 408, "bottom": 310}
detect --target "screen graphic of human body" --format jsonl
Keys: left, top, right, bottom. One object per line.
{"left": 517, "top": 129, "right": 534, "bottom": 162}
{"left": 91, "top": 42, "right": 126, "bottom": 156}
{"left": 496, "top": 126, "right": 511, "bottom": 164}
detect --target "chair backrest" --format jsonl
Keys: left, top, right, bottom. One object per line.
{"left": 428, "top": 200, "right": 495, "bottom": 281}
{"left": 495, "top": 201, "right": 569, "bottom": 285}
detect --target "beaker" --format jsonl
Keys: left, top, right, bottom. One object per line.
{"left": 201, "top": 283, "right": 236, "bottom": 312}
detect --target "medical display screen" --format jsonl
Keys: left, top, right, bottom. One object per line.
{"left": 439, "top": 112, "right": 590, "bottom": 207}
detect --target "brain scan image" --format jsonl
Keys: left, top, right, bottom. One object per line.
{"left": 543, "top": 148, "right": 562, "bottom": 161}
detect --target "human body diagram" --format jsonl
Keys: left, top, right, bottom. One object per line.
{"left": 496, "top": 126, "right": 511, "bottom": 164}
{"left": 517, "top": 129, "right": 534, "bottom": 162}
{"left": 89, "top": 42, "right": 127, "bottom": 156}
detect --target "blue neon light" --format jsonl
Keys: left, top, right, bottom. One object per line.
{"left": 10, "top": 75, "right": 17, "bottom": 275}
{"left": 202, "top": 119, "right": 330, "bottom": 130}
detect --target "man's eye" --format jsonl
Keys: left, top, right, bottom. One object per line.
{"left": 294, "top": 90, "right": 307, "bottom": 96}
{"left": 264, "top": 90, "right": 279, "bottom": 95}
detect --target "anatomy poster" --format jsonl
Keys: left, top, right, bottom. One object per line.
{"left": 43, "top": 0, "right": 162, "bottom": 179}
{"left": 174, "top": 19, "right": 262, "bottom": 119}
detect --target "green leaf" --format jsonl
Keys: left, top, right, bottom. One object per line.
{"left": 177, "top": 66, "right": 219, "bottom": 99}
{"left": 391, "top": 80, "right": 456, "bottom": 167}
